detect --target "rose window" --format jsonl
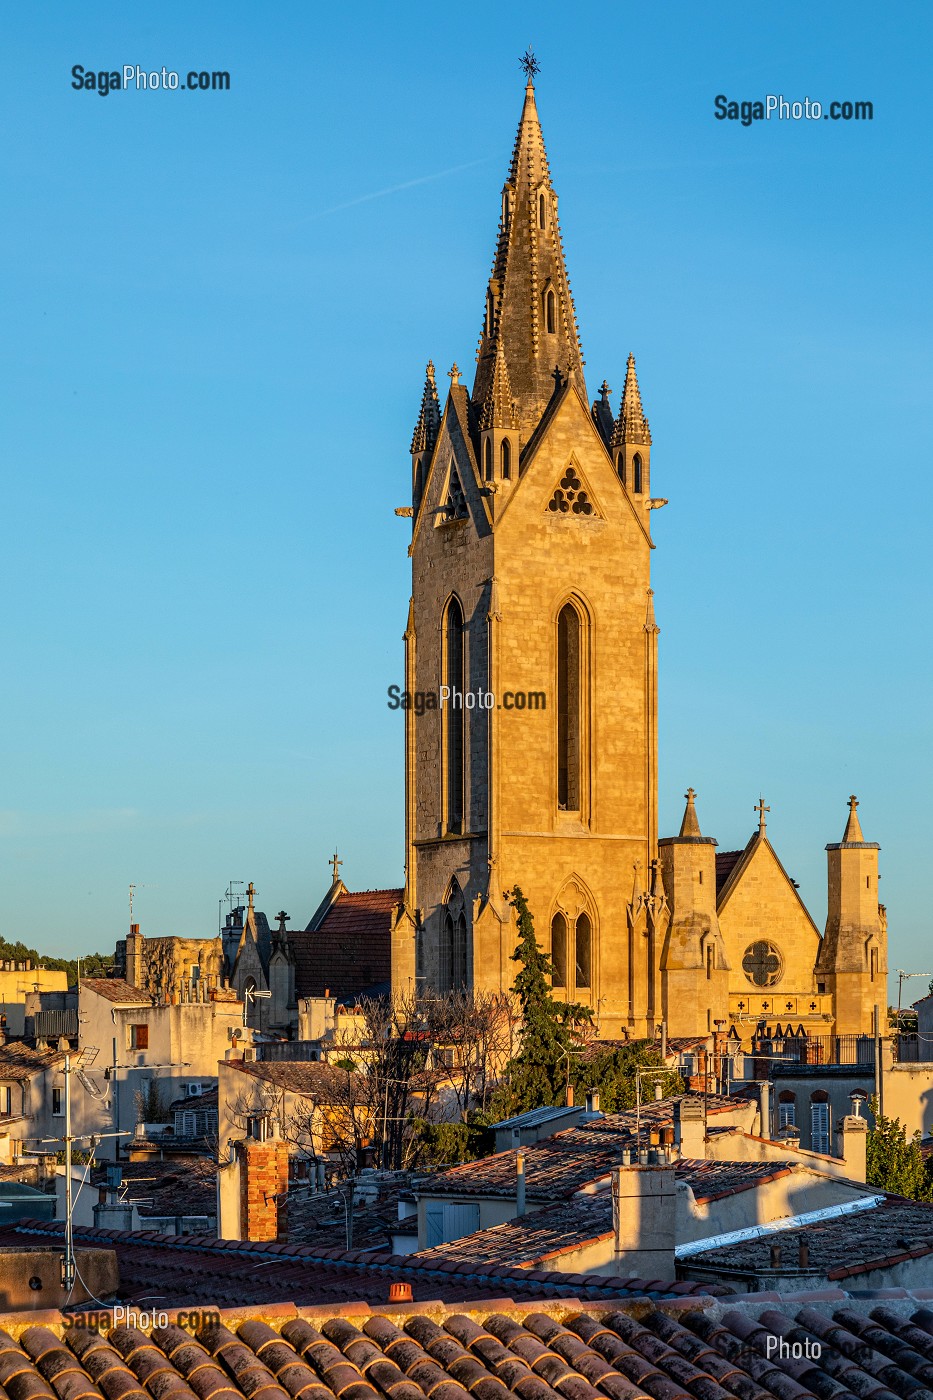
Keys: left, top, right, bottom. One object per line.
{"left": 742, "top": 940, "right": 783, "bottom": 988}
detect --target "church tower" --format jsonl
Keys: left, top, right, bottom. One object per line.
{"left": 658, "top": 789, "right": 730, "bottom": 1034}
{"left": 396, "top": 69, "right": 663, "bottom": 1036}
{"left": 817, "top": 796, "right": 887, "bottom": 1037}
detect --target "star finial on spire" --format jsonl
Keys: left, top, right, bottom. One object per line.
{"left": 519, "top": 47, "right": 541, "bottom": 85}
{"left": 755, "top": 797, "right": 770, "bottom": 835}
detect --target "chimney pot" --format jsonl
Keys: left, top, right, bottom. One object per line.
{"left": 388, "top": 1282, "right": 413, "bottom": 1302}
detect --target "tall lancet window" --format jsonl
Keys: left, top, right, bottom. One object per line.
{"left": 633, "top": 453, "right": 643, "bottom": 493}
{"left": 444, "top": 597, "right": 465, "bottom": 832}
{"left": 557, "top": 603, "right": 581, "bottom": 811}
{"left": 483, "top": 438, "right": 493, "bottom": 481}
{"left": 545, "top": 287, "right": 556, "bottom": 334}
{"left": 500, "top": 438, "right": 511, "bottom": 480}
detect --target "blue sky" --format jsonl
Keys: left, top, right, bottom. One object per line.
{"left": 1, "top": 3, "right": 931, "bottom": 1000}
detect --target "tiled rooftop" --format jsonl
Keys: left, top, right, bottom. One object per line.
{"left": 4, "top": 1292, "right": 933, "bottom": 1400}
{"left": 79, "top": 978, "right": 153, "bottom": 1004}
{"left": 4, "top": 1221, "right": 725, "bottom": 1307}
{"left": 0, "top": 1043, "right": 65, "bottom": 1079}
{"left": 418, "top": 1097, "right": 754, "bottom": 1201}
{"left": 291, "top": 888, "right": 402, "bottom": 1002}
{"left": 287, "top": 1173, "right": 415, "bottom": 1253}
{"left": 90, "top": 1158, "right": 217, "bottom": 1221}
{"left": 226, "top": 1059, "right": 360, "bottom": 1097}
{"left": 415, "top": 1161, "right": 804, "bottom": 1269}
{"left": 683, "top": 1193, "right": 933, "bottom": 1281}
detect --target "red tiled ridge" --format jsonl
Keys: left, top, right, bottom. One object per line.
{"left": 3, "top": 1220, "right": 724, "bottom": 1307}
{"left": 2, "top": 1291, "right": 933, "bottom": 1400}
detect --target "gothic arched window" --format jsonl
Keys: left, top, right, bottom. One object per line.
{"left": 551, "top": 913, "right": 567, "bottom": 988}
{"left": 575, "top": 912, "right": 592, "bottom": 989}
{"left": 557, "top": 603, "right": 581, "bottom": 811}
{"left": 538, "top": 192, "right": 547, "bottom": 229}
{"left": 443, "top": 597, "right": 465, "bottom": 832}
{"left": 545, "top": 288, "right": 556, "bottom": 334}
{"left": 439, "top": 912, "right": 453, "bottom": 992}
{"left": 617, "top": 453, "right": 626, "bottom": 487}
{"left": 500, "top": 438, "right": 511, "bottom": 480}
{"left": 454, "top": 912, "right": 467, "bottom": 989}
{"left": 483, "top": 437, "right": 493, "bottom": 482}
{"left": 633, "top": 453, "right": 643, "bottom": 493}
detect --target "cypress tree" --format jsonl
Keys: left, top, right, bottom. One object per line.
{"left": 494, "top": 885, "right": 592, "bottom": 1116}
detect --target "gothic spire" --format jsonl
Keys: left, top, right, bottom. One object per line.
{"left": 472, "top": 76, "right": 586, "bottom": 439}
{"left": 612, "top": 353, "right": 652, "bottom": 448}
{"left": 411, "top": 360, "right": 441, "bottom": 454}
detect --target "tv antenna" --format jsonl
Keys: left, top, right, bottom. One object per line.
{"left": 128, "top": 884, "right": 155, "bottom": 922}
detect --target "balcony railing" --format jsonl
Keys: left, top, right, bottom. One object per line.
{"left": 750, "top": 1033, "right": 876, "bottom": 1071}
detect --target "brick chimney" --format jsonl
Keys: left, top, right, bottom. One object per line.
{"left": 239, "top": 1139, "right": 289, "bottom": 1241}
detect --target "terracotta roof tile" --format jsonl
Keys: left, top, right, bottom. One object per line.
{"left": 290, "top": 889, "right": 402, "bottom": 1002}
{"left": 683, "top": 1194, "right": 933, "bottom": 1281}
{"left": 80, "top": 978, "right": 153, "bottom": 1004}
{"left": 0, "top": 1044, "right": 65, "bottom": 1079}
{"left": 1, "top": 1222, "right": 722, "bottom": 1308}
{"left": 418, "top": 1096, "right": 753, "bottom": 1201}
{"left": 414, "top": 1160, "right": 802, "bottom": 1269}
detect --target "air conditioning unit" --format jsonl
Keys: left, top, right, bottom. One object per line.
{"left": 187, "top": 1083, "right": 203, "bottom": 1097}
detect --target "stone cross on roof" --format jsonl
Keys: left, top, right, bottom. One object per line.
{"left": 330, "top": 851, "right": 343, "bottom": 883}
{"left": 755, "top": 797, "right": 770, "bottom": 835}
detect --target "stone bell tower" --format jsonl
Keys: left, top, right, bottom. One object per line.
{"left": 816, "top": 795, "right": 887, "bottom": 1037}
{"left": 393, "top": 62, "right": 665, "bottom": 1037}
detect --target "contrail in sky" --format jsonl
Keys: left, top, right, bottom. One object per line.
{"left": 297, "top": 158, "right": 490, "bottom": 223}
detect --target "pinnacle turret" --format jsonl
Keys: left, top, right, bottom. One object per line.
{"left": 410, "top": 361, "right": 441, "bottom": 454}
{"left": 842, "top": 794, "right": 865, "bottom": 844}
{"left": 612, "top": 353, "right": 651, "bottom": 448}
{"left": 472, "top": 77, "right": 586, "bottom": 439}
{"left": 679, "top": 787, "right": 702, "bottom": 838}
{"left": 478, "top": 341, "right": 520, "bottom": 430}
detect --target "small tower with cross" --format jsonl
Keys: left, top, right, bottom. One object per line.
{"left": 658, "top": 788, "right": 731, "bottom": 1035}
{"left": 817, "top": 795, "right": 886, "bottom": 1037}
